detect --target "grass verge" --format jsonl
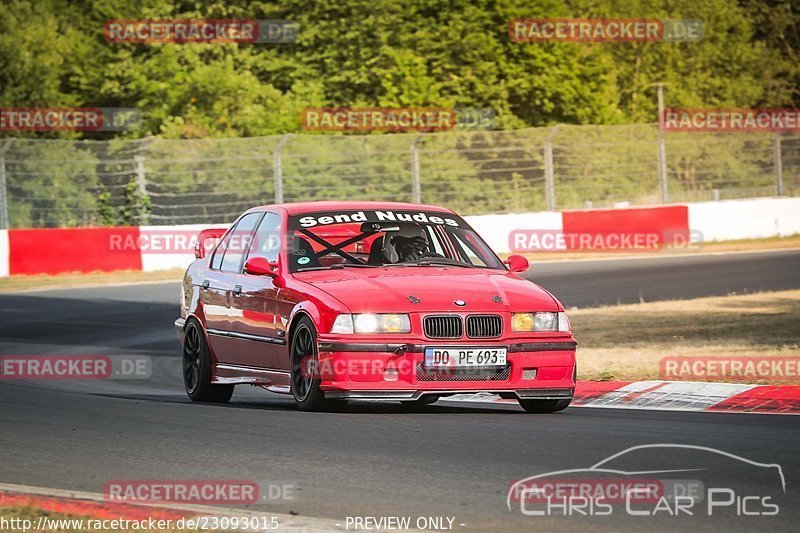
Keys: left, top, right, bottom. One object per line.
{"left": 572, "top": 289, "right": 800, "bottom": 384}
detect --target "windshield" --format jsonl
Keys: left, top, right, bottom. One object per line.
{"left": 287, "top": 209, "right": 505, "bottom": 272}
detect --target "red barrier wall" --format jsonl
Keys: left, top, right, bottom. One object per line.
{"left": 561, "top": 205, "right": 690, "bottom": 250}
{"left": 8, "top": 227, "right": 142, "bottom": 275}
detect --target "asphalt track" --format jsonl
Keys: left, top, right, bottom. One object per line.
{"left": 527, "top": 248, "right": 800, "bottom": 308}
{"left": 1, "top": 249, "right": 799, "bottom": 532}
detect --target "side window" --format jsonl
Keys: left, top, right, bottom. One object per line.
{"left": 246, "top": 212, "right": 282, "bottom": 264}
{"left": 219, "top": 213, "right": 262, "bottom": 273}
{"left": 209, "top": 233, "right": 231, "bottom": 270}
{"left": 211, "top": 230, "right": 233, "bottom": 270}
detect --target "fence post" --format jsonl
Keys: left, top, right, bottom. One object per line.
{"left": 274, "top": 134, "right": 292, "bottom": 204}
{"left": 133, "top": 155, "right": 148, "bottom": 223}
{"left": 134, "top": 155, "right": 147, "bottom": 196}
{"left": 657, "top": 83, "right": 669, "bottom": 203}
{"left": 773, "top": 133, "right": 784, "bottom": 196}
{"left": 657, "top": 137, "right": 668, "bottom": 203}
{"left": 0, "top": 139, "right": 15, "bottom": 229}
{"left": 411, "top": 134, "right": 424, "bottom": 203}
{"left": 544, "top": 125, "right": 560, "bottom": 210}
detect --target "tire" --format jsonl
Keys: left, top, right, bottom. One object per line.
{"left": 517, "top": 398, "right": 571, "bottom": 413}
{"left": 182, "top": 319, "right": 234, "bottom": 403}
{"left": 290, "top": 316, "right": 336, "bottom": 412}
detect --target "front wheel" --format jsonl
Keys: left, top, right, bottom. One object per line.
{"left": 182, "top": 319, "right": 234, "bottom": 403}
{"left": 290, "top": 317, "right": 337, "bottom": 411}
{"left": 518, "top": 399, "right": 571, "bottom": 413}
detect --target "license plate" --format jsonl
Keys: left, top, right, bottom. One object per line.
{"left": 424, "top": 347, "right": 507, "bottom": 369}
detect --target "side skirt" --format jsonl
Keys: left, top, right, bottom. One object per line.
{"left": 213, "top": 363, "right": 291, "bottom": 393}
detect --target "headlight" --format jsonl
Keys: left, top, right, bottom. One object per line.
{"left": 511, "top": 312, "right": 535, "bottom": 332}
{"left": 331, "top": 314, "right": 354, "bottom": 334}
{"left": 354, "top": 314, "right": 379, "bottom": 333}
{"left": 512, "top": 311, "right": 571, "bottom": 332}
{"left": 557, "top": 311, "right": 570, "bottom": 332}
{"left": 331, "top": 314, "right": 411, "bottom": 334}
{"left": 534, "top": 312, "right": 558, "bottom": 331}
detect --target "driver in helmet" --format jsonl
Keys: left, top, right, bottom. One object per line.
{"left": 383, "top": 224, "right": 430, "bottom": 263}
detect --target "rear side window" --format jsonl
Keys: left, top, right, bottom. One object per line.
{"left": 246, "top": 212, "right": 282, "bottom": 264}
{"left": 209, "top": 235, "right": 229, "bottom": 270}
{"left": 211, "top": 213, "right": 262, "bottom": 272}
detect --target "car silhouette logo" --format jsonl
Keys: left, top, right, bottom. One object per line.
{"left": 454, "top": 300, "right": 466, "bottom": 306}
{"left": 507, "top": 443, "right": 786, "bottom": 513}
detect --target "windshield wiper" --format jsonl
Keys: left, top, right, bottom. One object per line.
{"left": 379, "top": 258, "right": 474, "bottom": 268}
{"left": 411, "top": 258, "right": 474, "bottom": 268}
{"left": 330, "top": 263, "right": 378, "bottom": 268}
{"left": 296, "top": 263, "right": 377, "bottom": 272}
{"left": 295, "top": 266, "right": 331, "bottom": 272}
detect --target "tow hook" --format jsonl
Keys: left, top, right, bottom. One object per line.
{"left": 393, "top": 344, "right": 409, "bottom": 355}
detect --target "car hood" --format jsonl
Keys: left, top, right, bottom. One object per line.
{"left": 294, "top": 266, "right": 559, "bottom": 313}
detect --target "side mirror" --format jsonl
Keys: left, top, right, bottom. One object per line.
{"left": 504, "top": 254, "right": 530, "bottom": 273}
{"left": 244, "top": 256, "right": 278, "bottom": 277}
{"left": 195, "top": 228, "right": 227, "bottom": 259}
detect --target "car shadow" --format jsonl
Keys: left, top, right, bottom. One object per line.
{"left": 89, "top": 391, "right": 529, "bottom": 414}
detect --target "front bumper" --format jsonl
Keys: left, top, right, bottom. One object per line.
{"left": 315, "top": 339, "right": 577, "bottom": 400}
{"left": 324, "top": 388, "right": 574, "bottom": 401}
{"left": 174, "top": 317, "right": 186, "bottom": 341}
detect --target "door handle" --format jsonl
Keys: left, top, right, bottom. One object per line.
{"left": 233, "top": 284, "right": 243, "bottom": 296}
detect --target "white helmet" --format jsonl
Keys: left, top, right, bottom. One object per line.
{"left": 382, "top": 224, "right": 428, "bottom": 263}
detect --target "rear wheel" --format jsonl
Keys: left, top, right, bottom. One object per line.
{"left": 290, "top": 317, "right": 338, "bottom": 411}
{"left": 518, "top": 398, "right": 571, "bottom": 413}
{"left": 182, "top": 319, "right": 234, "bottom": 403}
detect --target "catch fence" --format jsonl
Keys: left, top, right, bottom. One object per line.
{"left": 0, "top": 124, "right": 797, "bottom": 227}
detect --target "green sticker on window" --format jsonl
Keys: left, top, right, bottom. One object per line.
{"left": 297, "top": 256, "right": 310, "bottom": 265}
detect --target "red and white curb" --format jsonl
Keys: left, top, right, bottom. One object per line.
{"left": 445, "top": 380, "right": 800, "bottom": 415}
{"left": 0, "top": 483, "right": 346, "bottom": 532}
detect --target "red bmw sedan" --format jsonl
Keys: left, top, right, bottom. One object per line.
{"left": 176, "top": 201, "right": 577, "bottom": 413}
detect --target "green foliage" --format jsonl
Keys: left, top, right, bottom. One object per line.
{"left": 2, "top": 0, "right": 795, "bottom": 138}
{"left": 3, "top": 140, "right": 101, "bottom": 227}
{"left": 119, "top": 181, "right": 150, "bottom": 225}
{"left": 0, "top": 0, "right": 796, "bottom": 226}
{"left": 96, "top": 191, "right": 118, "bottom": 225}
